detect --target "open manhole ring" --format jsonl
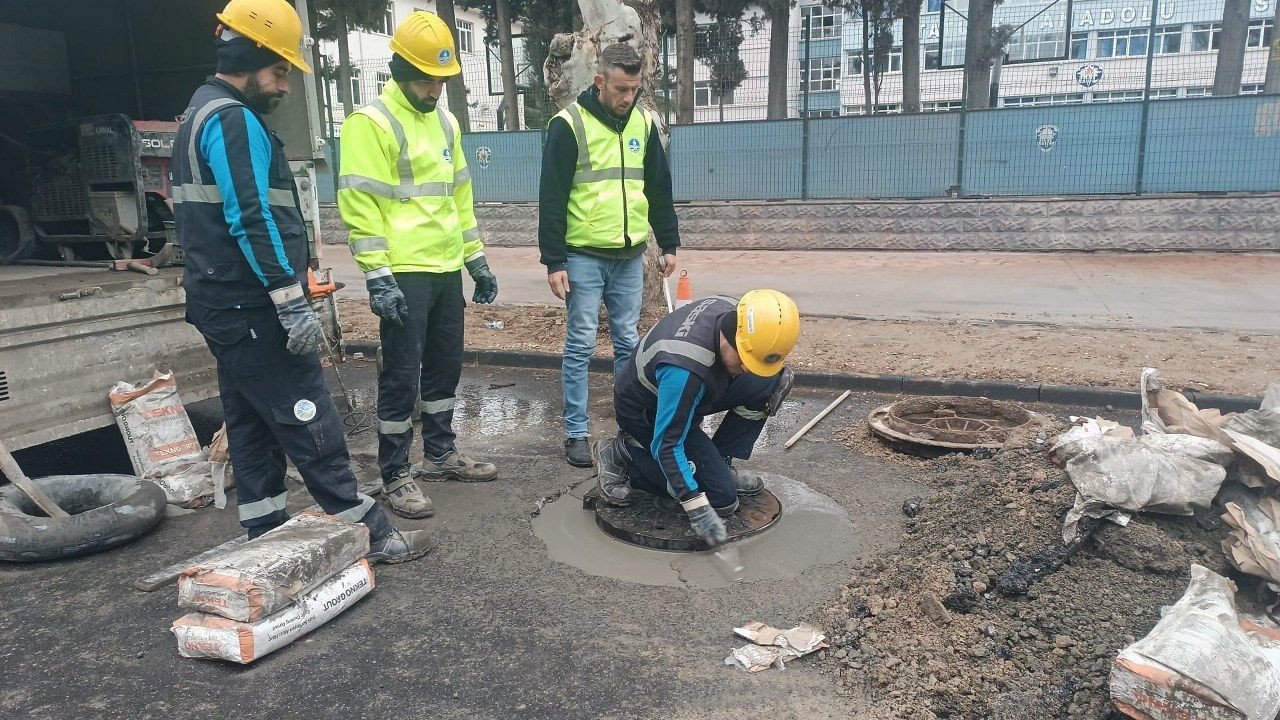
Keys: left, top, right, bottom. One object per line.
{"left": 583, "top": 487, "right": 781, "bottom": 551}
{"left": 869, "top": 395, "right": 1034, "bottom": 456}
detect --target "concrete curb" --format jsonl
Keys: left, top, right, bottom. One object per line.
{"left": 342, "top": 341, "right": 1263, "bottom": 413}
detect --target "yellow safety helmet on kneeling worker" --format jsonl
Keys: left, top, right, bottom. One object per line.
{"left": 736, "top": 290, "right": 800, "bottom": 377}
{"left": 390, "top": 11, "right": 462, "bottom": 77}
{"left": 217, "top": 0, "right": 313, "bottom": 73}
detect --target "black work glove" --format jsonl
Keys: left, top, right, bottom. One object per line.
{"left": 682, "top": 493, "right": 728, "bottom": 548}
{"left": 270, "top": 284, "right": 325, "bottom": 356}
{"left": 366, "top": 271, "right": 408, "bottom": 326}
{"left": 465, "top": 254, "right": 498, "bottom": 305}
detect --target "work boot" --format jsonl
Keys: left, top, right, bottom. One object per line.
{"left": 593, "top": 436, "right": 633, "bottom": 506}
{"left": 383, "top": 467, "right": 434, "bottom": 519}
{"left": 724, "top": 457, "right": 765, "bottom": 496}
{"left": 414, "top": 448, "right": 498, "bottom": 482}
{"left": 565, "top": 437, "right": 593, "bottom": 468}
{"left": 366, "top": 528, "right": 435, "bottom": 565}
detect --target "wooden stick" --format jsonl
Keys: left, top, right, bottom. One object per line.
{"left": 784, "top": 390, "right": 852, "bottom": 450}
{"left": 0, "top": 439, "right": 69, "bottom": 518}
{"left": 133, "top": 534, "right": 250, "bottom": 591}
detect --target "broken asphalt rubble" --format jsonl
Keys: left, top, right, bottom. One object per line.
{"left": 725, "top": 621, "right": 828, "bottom": 673}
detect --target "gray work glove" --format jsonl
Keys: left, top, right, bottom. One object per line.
{"left": 270, "top": 284, "right": 325, "bottom": 356}
{"left": 465, "top": 254, "right": 498, "bottom": 305}
{"left": 682, "top": 493, "right": 728, "bottom": 549}
{"left": 366, "top": 271, "right": 408, "bottom": 326}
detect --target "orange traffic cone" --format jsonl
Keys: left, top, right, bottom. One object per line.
{"left": 674, "top": 270, "right": 692, "bottom": 309}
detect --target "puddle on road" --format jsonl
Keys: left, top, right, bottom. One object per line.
{"left": 531, "top": 473, "right": 857, "bottom": 589}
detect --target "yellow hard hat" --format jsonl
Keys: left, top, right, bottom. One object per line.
{"left": 736, "top": 290, "right": 800, "bottom": 377}
{"left": 390, "top": 11, "right": 462, "bottom": 77}
{"left": 217, "top": 0, "right": 313, "bottom": 73}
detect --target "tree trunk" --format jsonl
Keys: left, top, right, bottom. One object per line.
{"left": 963, "top": 0, "right": 995, "bottom": 109}
{"left": 861, "top": 9, "right": 873, "bottom": 115}
{"left": 675, "top": 0, "right": 695, "bottom": 124}
{"left": 1213, "top": 0, "right": 1250, "bottom": 96}
{"left": 436, "top": 0, "right": 472, "bottom": 131}
{"left": 495, "top": 0, "right": 521, "bottom": 130}
{"left": 543, "top": 0, "right": 668, "bottom": 310}
{"left": 335, "top": 3, "right": 354, "bottom": 117}
{"left": 766, "top": 0, "right": 790, "bottom": 119}
{"left": 1266, "top": 0, "right": 1280, "bottom": 94}
{"left": 901, "top": 0, "right": 921, "bottom": 114}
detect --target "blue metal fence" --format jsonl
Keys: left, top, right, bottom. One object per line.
{"left": 315, "top": 95, "right": 1280, "bottom": 205}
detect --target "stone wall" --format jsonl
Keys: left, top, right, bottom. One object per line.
{"left": 319, "top": 194, "right": 1280, "bottom": 251}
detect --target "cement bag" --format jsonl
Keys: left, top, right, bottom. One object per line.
{"left": 110, "top": 371, "right": 214, "bottom": 506}
{"left": 1050, "top": 416, "right": 1134, "bottom": 464}
{"left": 1061, "top": 434, "right": 1232, "bottom": 542}
{"left": 1110, "top": 565, "right": 1280, "bottom": 720}
{"left": 178, "top": 513, "right": 369, "bottom": 622}
{"left": 1220, "top": 483, "right": 1280, "bottom": 586}
{"left": 173, "top": 559, "right": 374, "bottom": 663}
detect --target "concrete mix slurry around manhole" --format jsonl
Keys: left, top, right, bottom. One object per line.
{"left": 532, "top": 472, "right": 858, "bottom": 589}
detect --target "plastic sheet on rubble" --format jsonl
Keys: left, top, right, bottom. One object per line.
{"left": 1050, "top": 416, "right": 1134, "bottom": 461}
{"left": 1220, "top": 483, "right": 1280, "bottom": 586}
{"left": 725, "top": 621, "right": 828, "bottom": 673}
{"left": 1110, "top": 565, "right": 1280, "bottom": 720}
{"left": 1059, "top": 430, "right": 1232, "bottom": 543}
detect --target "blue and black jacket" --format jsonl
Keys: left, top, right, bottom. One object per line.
{"left": 173, "top": 77, "right": 308, "bottom": 310}
{"left": 614, "top": 296, "right": 737, "bottom": 501}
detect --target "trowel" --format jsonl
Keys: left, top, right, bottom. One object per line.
{"left": 711, "top": 544, "right": 745, "bottom": 582}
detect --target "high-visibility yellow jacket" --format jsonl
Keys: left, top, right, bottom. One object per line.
{"left": 552, "top": 100, "right": 652, "bottom": 251}
{"left": 337, "top": 82, "right": 482, "bottom": 275}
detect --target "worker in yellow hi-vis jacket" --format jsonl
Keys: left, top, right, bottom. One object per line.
{"left": 338, "top": 10, "right": 498, "bottom": 521}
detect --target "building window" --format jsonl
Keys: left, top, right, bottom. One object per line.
{"left": 1248, "top": 19, "right": 1274, "bottom": 48}
{"left": 1184, "top": 86, "right": 1211, "bottom": 97}
{"left": 338, "top": 67, "right": 363, "bottom": 106}
{"left": 1242, "top": 83, "right": 1266, "bottom": 94}
{"left": 922, "top": 99, "right": 963, "bottom": 111}
{"left": 1091, "top": 90, "right": 1143, "bottom": 103}
{"left": 873, "top": 103, "right": 901, "bottom": 114}
{"left": 1002, "top": 93, "right": 1085, "bottom": 107}
{"left": 372, "top": 4, "right": 393, "bottom": 35}
{"left": 1009, "top": 29, "right": 1064, "bottom": 61}
{"left": 1154, "top": 25, "right": 1182, "bottom": 54}
{"left": 1191, "top": 23, "right": 1221, "bottom": 52}
{"left": 1071, "top": 31, "right": 1089, "bottom": 59}
{"left": 807, "top": 109, "right": 841, "bottom": 118}
{"left": 927, "top": 0, "right": 942, "bottom": 11}
{"left": 801, "top": 56, "right": 841, "bottom": 91}
{"left": 456, "top": 18, "right": 474, "bottom": 53}
{"left": 846, "top": 47, "right": 902, "bottom": 73}
{"left": 375, "top": 71, "right": 391, "bottom": 95}
{"left": 925, "top": 42, "right": 941, "bottom": 69}
{"left": 801, "top": 4, "right": 842, "bottom": 41}
{"left": 1149, "top": 87, "right": 1180, "bottom": 99}
{"left": 1096, "top": 28, "right": 1148, "bottom": 58}
{"left": 693, "top": 81, "right": 734, "bottom": 107}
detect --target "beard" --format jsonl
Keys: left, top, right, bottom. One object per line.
{"left": 406, "top": 93, "right": 438, "bottom": 113}
{"left": 243, "top": 75, "right": 285, "bottom": 115}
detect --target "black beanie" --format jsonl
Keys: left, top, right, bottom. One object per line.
{"left": 719, "top": 311, "right": 739, "bottom": 349}
{"left": 216, "top": 31, "right": 287, "bottom": 73}
{"left": 389, "top": 53, "right": 432, "bottom": 82}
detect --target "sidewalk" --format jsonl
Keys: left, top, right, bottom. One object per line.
{"left": 318, "top": 245, "right": 1280, "bottom": 332}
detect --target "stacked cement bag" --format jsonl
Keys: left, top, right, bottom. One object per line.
{"left": 171, "top": 513, "right": 373, "bottom": 663}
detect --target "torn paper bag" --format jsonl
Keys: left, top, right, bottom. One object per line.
{"left": 725, "top": 621, "right": 828, "bottom": 673}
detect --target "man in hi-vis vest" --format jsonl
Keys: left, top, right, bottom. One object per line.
{"left": 538, "top": 43, "right": 681, "bottom": 469}
{"left": 339, "top": 11, "right": 499, "bottom": 520}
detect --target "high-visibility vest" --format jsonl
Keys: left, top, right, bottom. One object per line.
{"left": 337, "top": 82, "right": 482, "bottom": 275}
{"left": 553, "top": 101, "right": 652, "bottom": 250}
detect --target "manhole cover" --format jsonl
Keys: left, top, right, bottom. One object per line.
{"left": 869, "top": 396, "right": 1034, "bottom": 456}
{"left": 583, "top": 487, "right": 782, "bottom": 551}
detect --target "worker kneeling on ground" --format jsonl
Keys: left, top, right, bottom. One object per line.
{"left": 338, "top": 11, "right": 499, "bottom": 520}
{"left": 594, "top": 290, "right": 800, "bottom": 547}
{"left": 175, "top": 0, "right": 431, "bottom": 563}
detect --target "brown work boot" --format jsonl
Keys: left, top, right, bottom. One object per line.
{"left": 414, "top": 448, "right": 498, "bottom": 483}
{"left": 383, "top": 468, "right": 435, "bottom": 518}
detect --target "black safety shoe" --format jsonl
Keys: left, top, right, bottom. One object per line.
{"left": 724, "top": 457, "right": 765, "bottom": 496}
{"left": 366, "top": 528, "right": 435, "bottom": 565}
{"left": 565, "top": 437, "right": 593, "bottom": 468}
{"left": 593, "top": 436, "right": 633, "bottom": 506}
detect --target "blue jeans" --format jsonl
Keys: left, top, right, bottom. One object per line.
{"left": 562, "top": 251, "right": 644, "bottom": 439}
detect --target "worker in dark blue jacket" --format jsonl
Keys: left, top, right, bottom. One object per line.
{"left": 173, "top": 0, "right": 431, "bottom": 563}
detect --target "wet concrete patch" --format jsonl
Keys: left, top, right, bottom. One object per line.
{"left": 533, "top": 473, "right": 860, "bottom": 589}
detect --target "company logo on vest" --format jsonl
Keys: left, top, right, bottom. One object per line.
{"left": 628, "top": 137, "right": 642, "bottom": 153}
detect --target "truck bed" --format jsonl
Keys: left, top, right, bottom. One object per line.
{"left": 0, "top": 265, "right": 218, "bottom": 451}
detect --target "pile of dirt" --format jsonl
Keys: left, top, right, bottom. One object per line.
{"left": 814, "top": 417, "right": 1248, "bottom": 719}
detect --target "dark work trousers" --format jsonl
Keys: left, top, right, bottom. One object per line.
{"left": 620, "top": 371, "right": 778, "bottom": 512}
{"left": 377, "top": 271, "right": 465, "bottom": 480}
{"left": 187, "top": 303, "right": 393, "bottom": 541}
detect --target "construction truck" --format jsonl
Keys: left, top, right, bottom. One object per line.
{"left": 0, "top": 0, "right": 339, "bottom": 452}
